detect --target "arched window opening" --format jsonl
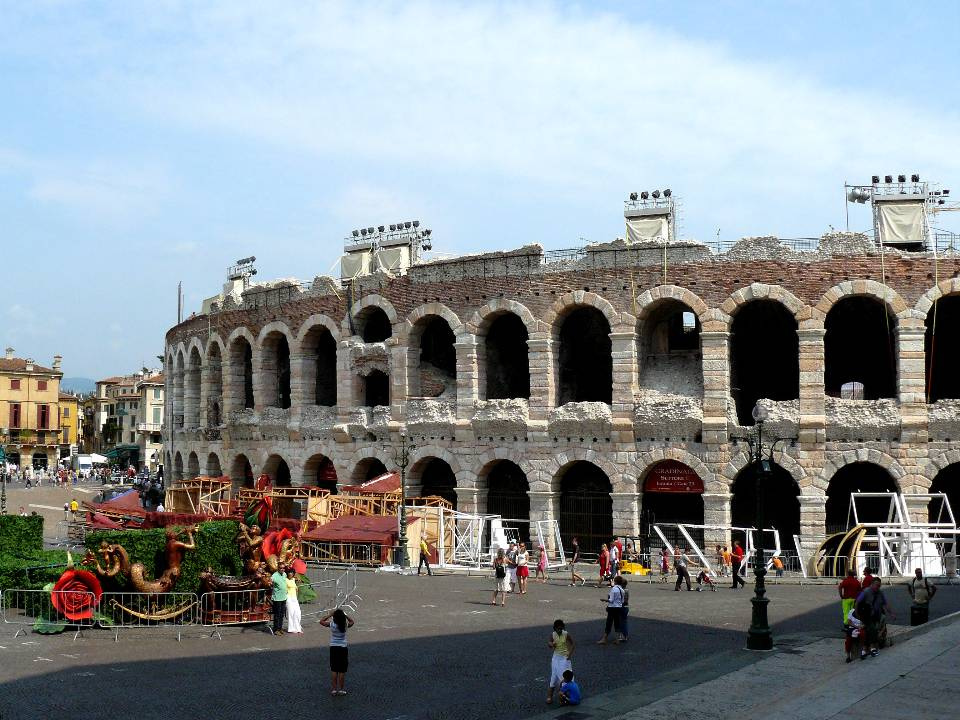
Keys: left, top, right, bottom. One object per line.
{"left": 825, "top": 463, "right": 899, "bottom": 534}
{"left": 206, "top": 343, "right": 224, "bottom": 425}
{"left": 187, "top": 452, "right": 200, "bottom": 480}
{"left": 363, "top": 370, "right": 390, "bottom": 407}
{"left": 263, "top": 455, "right": 295, "bottom": 518}
{"left": 412, "top": 317, "right": 456, "bottom": 398}
{"left": 352, "top": 457, "right": 388, "bottom": 483}
{"left": 305, "top": 453, "right": 338, "bottom": 494}
{"left": 185, "top": 348, "right": 202, "bottom": 428}
{"left": 173, "top": 452, "right": 184, "bottom": 482}
{"left": 483, "top": 313, "right": 530, "bottom": 400}
{"left": 926, "top": 295, "right": 960, "bottom": 402}
{"left": 302, "top": 326, "right": 337, "bottom": 406}
{"left": 417, "top": 458, "right": 457, "bottom": 509}
{"left": 231, "top": 454, "right": 254, "bottom": 492}
{"left": 730, "top": 300, "right": 799, "bottom": 425}
{"left": 825, "top": 297, "right": 897, "bottom": 400}
{"left": 358, "top": 306, "right": 392, "bottom": 343}
{"left": 261, "top": 332, "right": 291, "bottom": 409}
{"left": 206, "top": 452, "right": 222, "bottom": 477}
{"left": 731, "top": 463, "right": 800, "bottom": 549}
{"left": 558, "top": 307, "right": 612, "bottom": 405}
{"left": 228, "top": 338, "right": 254, "bottom": 411}
{"left": 930, "top": 464, "right": 960, "bottom": 553}
{"left": 640, "top": 460, "right": 705, "bottom": 549}
{"left": 485, "top": 461, "right": 530, "bottom": 545}
{"left": 558, "top": 461, "right": 612, "bottom": 552}
{"left": 639, "top": 300, "right": 703, "bottom": 396}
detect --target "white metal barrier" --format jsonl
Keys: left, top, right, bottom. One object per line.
{"left": 100, "top": 591, "right": 198, "bottom": 642}
{"left": 1, "top": 588, "right": 96, "bottom": 640}
{"left": 198, "top": 588, "right": 273, "bottom": 639}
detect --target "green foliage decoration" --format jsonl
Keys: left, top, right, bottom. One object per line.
{"left": 0, "top": 548, "right": 69, "bottom": 593}
{"left": 83, "top": 520, "right": 243, "bottom": 595}
{"left": 0, "top": 515, "right": 45, "bottom": 555}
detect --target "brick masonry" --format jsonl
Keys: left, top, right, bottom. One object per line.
{"left": 163, "top": 236, "right": 960, "bottom": 556}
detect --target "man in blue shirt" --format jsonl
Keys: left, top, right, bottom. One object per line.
{"left": 559, "top": 670, "right": 581, "bottom": 706}
{"left": 271, "top": 566, "right": 288, "bottom": 635}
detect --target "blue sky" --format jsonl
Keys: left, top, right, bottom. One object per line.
{"left": 2, "top": 1, "right": 958, "bottom": 378}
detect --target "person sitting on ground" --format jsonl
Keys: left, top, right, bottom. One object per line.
{"left": 558, "top": 669, "right": 581, "bottom": 706}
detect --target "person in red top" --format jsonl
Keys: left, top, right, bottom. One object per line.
{"left": 861, "top": 567, "right": 874, "bottom": 590}
{"left": 838, "top": 569, "right": 862, "bottom": 627}
{"left": 731, "top": 541, "right": 746, "bottom": 589}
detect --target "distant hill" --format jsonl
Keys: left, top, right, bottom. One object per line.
{"left": 60, "top": 377, "right": 96, "bottom": 394}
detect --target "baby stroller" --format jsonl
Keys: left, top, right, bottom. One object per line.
{"left": 695, "top": 569, "right": 718, "bottom": 592}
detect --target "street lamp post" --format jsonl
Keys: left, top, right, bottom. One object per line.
{"left": 735, "top": 404, "right": 795, "bottom": 651}
{"left": 389, "top": 433, "right": 415, "bottom": 568}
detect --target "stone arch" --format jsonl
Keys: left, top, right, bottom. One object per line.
{"left": 205, "top": 334, "right": 226, "bottom": 360}
{"left": 173, "top": 451, "right": 184, "bottom": 482}
{"left": 399, "top": 302, "right": 464, "bottom": 341}
{"left": 410, "top": 455, "right": 460, "bottom": 508}
{"left": 815, "top": 280, "right": 909, "bottom": 320}
{"left": 468, "top": 298, "right": 540, "bottom": 336}
{"left": 920, "top": 449, "right": 960, "bottom": 488}
{"left": 720, "top": 282, "right": 807, "bottom": 321}
{"left": 226, "top": 328, "right": 256, "bottom": 412}
{"left": 473, "top": 448, "right": 539, "bottom": 489}
{"left": 914, "top": 277, "right": 960, "bottom": 316}
{"left": 635, "top": 285, "right": 711, "bottom": 324}
{"left": 187, "top": 451, "right": 200, "bottom": 479}
{"left": 823, "top": 293, "right": 898, "bottom": 399}
{"left": 260, "top": 452, "right": 293, "bottom": 486}
{"left": 544, "top": 449, "right": 629, "bottom": 494}
{"left": 229, "top": 452, "right": 254, "bottom": 490}
{"left": 206, "top": 451, "right": 223, "bottom": 477}
{"left": 256, "top": 320, "right": 297, "bottom": 351}
{"left": 303, "top": 452, "right": 338, "bottom": 493}
{"left": 408, "top": 445, "right": 462, "bottom": 482}
{"left": 345, "top": 447, "right": 393, "bottom": 483}
{"left": 818, "top": 449, "right": 907, "bottom": 494}
{"left": 296, "top": 314, "right": 341, "bottom": 344}
{"left": 722, "top": 448, "right": 808, "bottom": 492}
{"left": 258, "top": 322, "right": 295, "bottom": 409}
{"left": 401, "top": 304, "right": 462, "bottom": 398}
{"left": 541, "top": 291, "right": 623, "bottom": 337}
{"left": 350, "top": 294, "right": 400, "bottom": 327}
{"left": 184, "top": 345, "right": 203, "bottom": 428}
{"left": 205, "top": 337, "right": 224, "bottom": 426}
{"left": 633, "top": 448, "right": 714, "bottom": 492}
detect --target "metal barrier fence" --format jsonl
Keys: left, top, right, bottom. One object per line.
{"left": 100, "top": 591, "right": 198, "bottom": 642}
{"left": 198, "top": 589, "right": 273, "bottom": 639}
{"left": 1, "top": 588, "right": 96, "bottom": 640}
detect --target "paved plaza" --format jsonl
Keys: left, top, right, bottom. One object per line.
{"left": 2, "top": 550, "right": 960, "bottom": 720}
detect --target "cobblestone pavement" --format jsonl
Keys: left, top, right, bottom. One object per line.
{"left": 2, "top": 566, "right": 959, "bottom": 720}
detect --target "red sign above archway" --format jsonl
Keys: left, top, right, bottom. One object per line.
{"left": 644, "top": 460, "right": 703, "bottom": 494}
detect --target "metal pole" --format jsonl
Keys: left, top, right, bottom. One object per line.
{"left": 391, "top": 432, "right": 414, "bottom": 569}
{"left": 1, "top": 466, "right": 6, "bottom": 515}
{"left": 747, "top": 419, "right": 773, "bottom": 650}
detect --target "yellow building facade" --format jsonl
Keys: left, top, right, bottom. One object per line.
{"left": 0, "top": 348, "right": 63, "bottom": 470}
{"left": 58, "top": 392, "right": 81, "bottom": 460}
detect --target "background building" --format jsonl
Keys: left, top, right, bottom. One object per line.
{"left": 95, "top": 369, "right": 162, "bottom": 469}
{"left": 58, "top": 391, "right": 82, "bottom": 461}
{"left": 135, "top": 373, "right": 164, "bottom": 474}
{"left": 0, "top": 348, "right": 63, "bottom": 470}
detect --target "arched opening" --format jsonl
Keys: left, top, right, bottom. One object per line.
{"left": 173, "top": 452, "right": 184, "bottom": 482}
{"left": 558, "top": 461, "right": 612, "bottom": 552}
{"left": 363, "top": 370, "right": 390, "bottom": 407}
{"left": 482, "top": 313, "right": 530, "bottom": 400}
{"left": 926, "top": 295, "right": 960, "bottom": 402}
{"left": 824, "top": 297, "right": 897, "bottom": 399}
{"left": 557, "top": 306, "right": 612, "bottom": 405}
{"left": 261, "top": 332, "right": 292, "bottom": 409}
{"left": 187, "top": 451, "right": 200, "bottom": 479}
{"left": 302, "top": 325, "right": 337, "bottom": 406}
{"left": 638, "top": 300, "right": 702, "bottom": 396}
{"left": 173, "top": 351, "right": 185, "bottom": 427}
{"left": 206, "top": 452, "right": 222, "bottom": 477}
{"left": 825, "top": 462, "right": 899, "bottom": 534}
{"left": 351, "top": 457, "right": 389, "bottom": 483}
{"left": 416, "top": 457, "right": 458, "bottom": 509}
{"left": 185, "top": 347, "right": 202, "bottom": 428}
{"left": 304, "top": 453, "right": 338, "bottom": 494}
{"left": 730, "top": 300, "right": 799, "bottom": 425}
{"left": 930, "top": 464, "right": 960, "bottom": 552}
{"left": 411, "top": 316, "right": 456, "bottom": 398}
{"left": 206, "top": 343, "right": 224, "bottom": 425}
{"left": 263, "top": 454, "right": 295, "bottom": 518}
{"left": 484, "top": 461, "right": 530, "bottom": 544}
{"left": 640, "top": 460, "right": 705, "bottom": 549}
{"left": 31, "top": 451, "right": 49, "bottom": 470}
{"left": 731, "top": 462, "right": 800, "bottom": 549}
{"left": 230, "top": 453, "right": 254, "bottom": 492}
{"left": 228, "top": 337, "right": 254, "bottom": 411}
{"left": 358, "top": 306, "right": 392, "bottom": 343}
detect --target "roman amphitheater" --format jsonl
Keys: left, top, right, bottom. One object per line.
{"left": 163, "top": 229, "right": 960, "bottom": 557}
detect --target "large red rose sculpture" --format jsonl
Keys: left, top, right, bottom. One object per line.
{"left": 51, "top": 569, "right": 103, "bottom": 621}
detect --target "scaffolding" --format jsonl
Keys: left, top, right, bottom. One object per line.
{"left": 164, "top": 476, "right": 234, "bottom": 516}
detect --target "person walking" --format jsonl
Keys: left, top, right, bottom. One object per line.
{"left": 597, "top": 576, "right": 624, "bottom": 644}
{"left": 857, "top": 577, "right": 896, "bottom": 657}
{"left": 731, "top": 541, "right": 745, "bottom": 589}
{"left": 569, "top": 537, "right": 585, "bottom": 586}
{"left": 616, "top": 575, "right": 629, "bottom": 642}
{"left": 320, "top": 608, "right": 354, "bottom": 696}
{"left": 285, "top": 569, "right": 302, "bottom": 634}
{"left": 506, "top": 541, "right": 519, "bottom": 593}
{"left": 546, "top": 619, "right": 575, "bottom": 705}
{"left": 492, "top": 548, "right": 509, "bottom": 606}
{"left": 721, "top": 546, "right": 732, "bottom": 577}
{"left": 907, "top": 567, "right": 937, "bottom": 626}
{"left": 516, "top": 542, "right": 530, "bottom": 594}
{"left": 838, "top": 569, "right": 862, "bottom": 628}
{"left": 417, "top": 535, "right": 432, "bottom": 576}
{"left": 270, "top": 565, "right": 287, "bottom": 635}
{"left": 608, "top": 540, "right": 620, "bottom": 580}
{"left": 597, "top": 543, "right": 610, "bottom": 587}
{"left": 659, "top": 546, "right": 670, "bottom": 583}
{"left": 535, "top": 544, "right": 548, "bottom": 583}
{"left": 674, "top": 546, "right": 692, "bottom": 591}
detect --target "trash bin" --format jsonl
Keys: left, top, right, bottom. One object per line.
{"left": 910, "top": 603, "right": 929, "bottom": 626}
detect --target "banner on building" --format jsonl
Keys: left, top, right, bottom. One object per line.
{"left": 643, "top": 460, "right": 703, "bottom": 494}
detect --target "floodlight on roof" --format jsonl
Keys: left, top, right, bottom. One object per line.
{"left": 629, "top": 192, "right": 638, "bottom": 201}
{"left": 652, "top": 190, "right": 661, "bottom": 199}
{"left": 663, "top": 188, "right": 672, "bottom": 197}
{"left": 389, "top": 224, "right": 396, "bottom": 231}
{"left": 412, "top": 220, "right": 420, "bottom": 228}
{"left": 378, "top": 225, "right": 385, "bottom": 232}
{"left": 898, "top": 174, "right": 906, "bottom": 183}
{"left": 640, "top": 191, "right": 649, "bottom": 200}
{"left": 423, "top": 229, "right": 432, "bottom": 237}
{"left": 872, "top": 175, "right": 880, "bottom": 184}
{"left": 367, "top": 227, "right": 374, "bottom": 234}
{"left": 404, "top": 221, "right": 412, "bottom": 229}
{"left": 884, "top": 175, "right": 893, "bottom": 184}
{"left": 943, "top": 189, "right": 950, "bottom": 196}
{"left": 352, "top": 229, "right": 359, "bottom": 237}
{"left": 912, "top": 174, "right": 920, "bottom": 182}
{"left": 360, "top": 228, "right": 367, "bottom": 236}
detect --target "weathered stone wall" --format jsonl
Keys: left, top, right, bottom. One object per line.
{"left": 163, "top": 235, "right": 960, "bottom": 556}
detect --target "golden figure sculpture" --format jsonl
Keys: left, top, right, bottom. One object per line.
{"left": 86, "top": 526, "right": 198, "bottom": 594}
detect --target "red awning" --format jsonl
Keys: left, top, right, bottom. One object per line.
{"left": 340, "top": 471, "right": 400, "bottom": 494}
{"left": 301, "top": 514, "right": 417, "bottom": 544}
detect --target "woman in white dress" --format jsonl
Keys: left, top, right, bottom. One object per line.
{"left": 285, "top": 569, "right": 303, "bottom": 634}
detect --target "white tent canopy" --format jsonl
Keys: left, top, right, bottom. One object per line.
{"left": 89, "top": 453, "right": 109, "bottom": 464}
